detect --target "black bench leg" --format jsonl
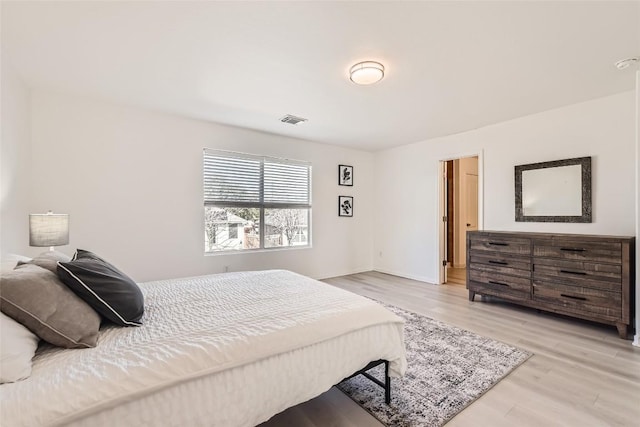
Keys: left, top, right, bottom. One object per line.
{"left": 384, "top": 360, "right": 391, "bottom": 404}
{"left": 343, "top": 359, "right": 392, "bottom": 405}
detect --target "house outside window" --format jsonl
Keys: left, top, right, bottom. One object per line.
{"left": 203, "top": 149, "right": 311, "bottom": 253}
{"left": 228, "top": 224, "right": 238, "bottom": 239}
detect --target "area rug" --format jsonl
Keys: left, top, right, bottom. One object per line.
{"left": 337, "top": 303, "right": 531, "bottom": 426}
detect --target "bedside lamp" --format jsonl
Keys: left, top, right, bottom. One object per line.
{"left": 29, "top": 211, "right": 69, "bottom": 251}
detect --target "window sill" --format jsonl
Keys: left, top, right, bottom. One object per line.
{"left": 204, "top": 244, "right": 313, "bottom": 256}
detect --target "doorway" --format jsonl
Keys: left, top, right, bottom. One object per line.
{"left": 439, "top": 155, "right": 481, "bottom": 285}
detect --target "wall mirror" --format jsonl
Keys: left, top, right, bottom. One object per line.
{"left": 515, "top": 156, "right": 591, "bottom": 222}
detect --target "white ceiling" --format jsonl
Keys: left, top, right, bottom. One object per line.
{"left": 2, "top": 1, "right": 639, "bottom": 151}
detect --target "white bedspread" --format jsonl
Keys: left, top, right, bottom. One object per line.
{"left": 1, "top": 270, "right": 406, "bottom": 426}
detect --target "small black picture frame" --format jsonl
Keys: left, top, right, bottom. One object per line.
{"left": 339, "top": 196, "right": 353, "bottom": 217}
{"left": 339, "top": 165, "right": 353, "bottom": 186}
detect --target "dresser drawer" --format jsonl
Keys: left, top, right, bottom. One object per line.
{"left": 533, "top": 258, "right": 621, "bottom": 292}
{"left": 469, "top": 270, "right": 531, "bottom": 293}
{"left": 469, "top": 253, "right": 530, "bottom": 278}
{"left": 468, "top": 235, "right": 531, "bottom": 256}
{"left": 533, "top": 239, "right": 622, "bottom": 264}
{"left": 532, "top": 281, "right": 621, "bottom": 320}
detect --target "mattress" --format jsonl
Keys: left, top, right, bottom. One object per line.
{"left": 1, "top": 270, "right": 406, "bottom": 426}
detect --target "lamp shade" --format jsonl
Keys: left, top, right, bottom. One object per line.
{"left": 29, "top": 212, "right": 69, "bottom": 247}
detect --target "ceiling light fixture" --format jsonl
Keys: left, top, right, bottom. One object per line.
{"left": 614, "top": 57, "right": 639, "bottom": 70}
{"left": 349, "top": 61, "right": 385, "bottom": 85}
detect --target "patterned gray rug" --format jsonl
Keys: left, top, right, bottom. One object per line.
{"left": 337, "top": 303, "right": 531, "bottom": 426}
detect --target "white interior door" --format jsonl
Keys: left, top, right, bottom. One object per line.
{"left": 465, "top": 173, "right": 478, "bottom": 232}
{"left": 440, "top": 161, "right": 448, "bottom": 284}
{"left": 458, "top": 173, "right": 478, "bottom": 267}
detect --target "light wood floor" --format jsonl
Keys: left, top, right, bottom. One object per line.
{"left": 261, "top": 271, "right": 640, "bottom": 427}
{"left": 446, "top": 266, "right": 466, "bottom": 285}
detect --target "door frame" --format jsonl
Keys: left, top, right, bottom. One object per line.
{"left": 437, "top": 150, "right": 484, "bottom": 285}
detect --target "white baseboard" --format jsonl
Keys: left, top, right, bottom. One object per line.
{"left": 372, "top": 268, "right": 437, "bottom": 285}
{"left": 316, "top": 267, "right": 373, "bottom": 281}
{"left": 633, "top": 334, "right": 640, "bottom": 347}
{"left": 318, "top": 266, "right": 446, "bottom": 285}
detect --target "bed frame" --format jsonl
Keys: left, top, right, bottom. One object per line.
{"left": 343, "top": 359, "right": 391, "bottom": 404}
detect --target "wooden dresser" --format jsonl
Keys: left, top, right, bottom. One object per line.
{"left": 466, "top": 231, "right": 635, "bottom": 338}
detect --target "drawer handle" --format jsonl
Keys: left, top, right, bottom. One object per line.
{"left": 488, "top": 260, "right": 508, "bottom": 265}
{"left": 560, "top": 247, "right": 586, "bottom": 252}
{"left": 488, "top": 242, "right": 508, "bottom": 246}
{"left": 560, "top": 293, "right": 587, "bottom": 301}
{"left": 488, "top": 280, "right": 509, "bottom": 287}
{"left": 559, "top": 269, "right": 587, "bottom": 276}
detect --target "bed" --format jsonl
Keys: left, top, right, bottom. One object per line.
{"left": 1, "top": 269, "right": 407, "bottom": 426}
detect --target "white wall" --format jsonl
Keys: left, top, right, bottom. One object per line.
{"left": 26, "top": 91, "right": 373, "bottom": 282}
{"left": 0, "top": 63, "right": 31, "bottom": 260}
{"left": 374, "top": 91, "right": 636, "bottom": 283}
{"left": 5, "top": 84, "right": 636, "bottom": 294}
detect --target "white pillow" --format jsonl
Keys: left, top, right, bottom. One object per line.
{"left": 0, "top": 312, "right": 39, "bottom": 383}
{"left": 1, "top": 254, "right": 32, "bottom": 274}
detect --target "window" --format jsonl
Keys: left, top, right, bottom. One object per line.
{"left": 228, "top": 225, "right": 238, "bottom": 239}
{"left": 203, "top": 149, "right": 311, "bottom": 253}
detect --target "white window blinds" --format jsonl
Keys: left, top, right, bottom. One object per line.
{"left": 203, "top": 153, "right": 261, "bottom": 205}
{"left": 263, "top": 160, "right": 310, "bottom": 206}
{"left": 203, "top": 149, "right": 311, "bottom": 208}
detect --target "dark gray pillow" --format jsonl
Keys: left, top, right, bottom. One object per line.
{"left": 17, "top": 250, "right": 71, "bottom": 273}
{"left": 57, "top": 249, "right": 144, "bottom": 327}
{"left": 0, "top": 264, "right": 101, "bottom": 348}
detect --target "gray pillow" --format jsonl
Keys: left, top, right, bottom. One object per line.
{"left": 16, "top": 250, "right": 71, "bottom": 274}
{"left": 0, "top": 264, "right": 100, "bottom": 348}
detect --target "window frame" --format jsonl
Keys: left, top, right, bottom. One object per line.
{"left": 203, "top": 149, "right": 312, "bottom": 254}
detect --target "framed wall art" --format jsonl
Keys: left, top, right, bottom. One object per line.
{"left": 338, "top": 165, "right": 353, "bottom": 186}
{"left": 338, "top": 196, "right": 353, "bottom": 217}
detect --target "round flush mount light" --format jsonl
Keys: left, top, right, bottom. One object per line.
{"left": 614, "top": 57, "right": 639, "bottom": 70}
{"left": 349, "top": 61, "right": 385, "bottom": 85}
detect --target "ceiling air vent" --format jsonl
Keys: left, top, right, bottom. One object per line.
{"left": 280, "top": 114, "right": 308, "bottom": 125}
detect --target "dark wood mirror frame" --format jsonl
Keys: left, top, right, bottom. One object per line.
{"left": 515, "top": 156, "right": 592, "bottom": 223}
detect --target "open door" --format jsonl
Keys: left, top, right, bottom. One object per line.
{"left": 439, "top": 161, "right": 448, "bottom": 284}
{"left": 447, "top": 160, "right": 455, "bottom": 266}
{"left": 465, "top": 172, "right": 478, "bottom": 233}
{"left": 438, "top": 154, "right": 481, "bottom": 285}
